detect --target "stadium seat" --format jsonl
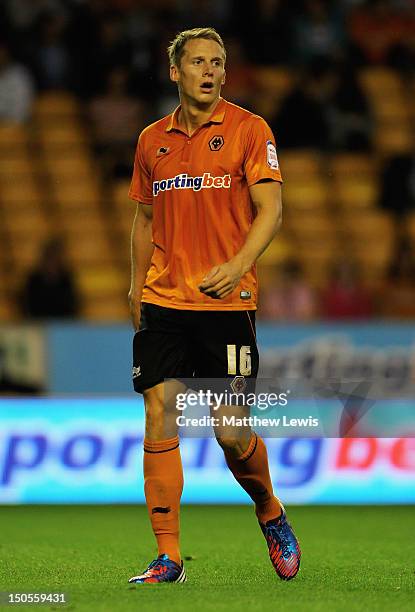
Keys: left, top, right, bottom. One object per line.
{"left": 37, "top": 125, "right": 88, "bottom": 152}
{"left": 33, "top": 92, "right": 81, "bottom": 120}
{"left": 65, "top": 233, "right": 115, "bottom": 266}
{"left": 76, "top": 266, "right": 129, "bottom": 319}
{"left": 403, "top": 212, "right": 415, "bottom": 245}
{"left": 339, "top": 210, "right": 395, "bottom": 239}
{"left": 295, "top": 246, "right": 336, "bottom": 287}
{"left": 280, "top": 151, "right": 321, "bottom": 180}
{"left": 0, "top": 179, "right": 43, "bottom": 208}
{"left": 372, "top": 96, "right": 410, "bottom": 121}
{"left": 254, "top": 67, "right": 292, "bottom": 117}
{"left": 56, "top": 210, "right": 104, "bottom": 233}
{"left": 76, "top": 266, "right": 126, "bottom": 295}
{"left": 375, "top": 121, "right": 414, "bottom": 155}
{"left": 43, "top": 155, "right": 95, "bottom": 180}
{"left": 112, "top": 180, "right": 132, "bottom": 208}
{"left": 283, "top": 179, "right": 329, "bottom": 210}
{"left": 81, "top": 296, "right": 129, "bottom": 321}
{"left": 333, "top": 177, "right": 378, "bottom": 209}
{"left": 0, "top": 124, "right": 29, "bottom": 154}
{"left": 257, "top": 236, "right": 293, "bottom": 266}
{"left": 9, "top": 236, "right": 47, "bottom": 269}
{"left": 0, "top": 156, "right": 33, "bottom": 177}
{"left": 350, "top": 246, "right": 393, "bottom": 286}
{"left": 2, "top": 210, "right": 50, "bottom": 238}
{"left": 51, "top": 179, "right": 101, "bottom": 211}
{"left": 112, "top": 181, "right": 135, "bottom": 255}
{"left": 359, "top": 67, "right": 402, "bottom": 97}
{"left": 331, "top": 154, "right": 375, "bottom": 179}
{"left": 358, "top": 68, "right": 413, "bottom": 155}
{"left": 0, "top": 294, "right": 16, "bottom": 321}
{"left": 338, "top": 211, "right": 395, "bottom": 283}
{"left": 114, "top": 208, "right": 134, "bottom": 240}
{"left": 255, "top": 67, "right": 292, "bottom": 95}
{"left": 287, "top": 211, "right": 335, "bottom": 235}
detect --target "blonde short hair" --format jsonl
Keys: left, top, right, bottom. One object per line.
{"left": 167, "top": 27, "right": 226, "bottom": 67}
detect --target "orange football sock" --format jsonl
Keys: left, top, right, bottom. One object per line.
{"left": 143, "top": 435, "right": 183, "bottom": 564}
{"left": 223, "top": 433, "right": 282, "bottom": 524}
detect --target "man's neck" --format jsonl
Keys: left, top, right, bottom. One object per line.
{"left": 178, "top": 96, "right": 221, "bottom": 136}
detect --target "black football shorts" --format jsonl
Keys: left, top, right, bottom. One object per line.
{"left": 132, "top": 303, "right": 259, "bottom": 393}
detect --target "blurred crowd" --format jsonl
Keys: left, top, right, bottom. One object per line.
{"left": 2, "top": 1, "right": 415, "bottom": 149}
{"left": 17, "top": 234, "right": 415, "bottom": 321}
{"left": 257, "top": 240, "right": 415, "bottom": 321}
{"left": 1, "top": 1, "right": 415, "bottom": 106}
{"left": 1, "top": 0, "right": 415, "bottom": 321}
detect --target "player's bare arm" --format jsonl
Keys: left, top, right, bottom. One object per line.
{"left": 128, "top": 202, "right": 153, "bottom": 330}
{"left": 199, "top": 180, "right": 282, "bottom": 299}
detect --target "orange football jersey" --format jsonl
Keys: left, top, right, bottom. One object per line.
{"left": 129, "top": 98, "right": 282, "bottom": 311}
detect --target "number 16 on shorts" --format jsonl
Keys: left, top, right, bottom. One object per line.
{"left": 227, "top": 345, "right": 251, "bottom": 376}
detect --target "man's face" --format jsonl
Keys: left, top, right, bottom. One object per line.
{"left": 170, "top": 38, "right": 226, "bottom": 105}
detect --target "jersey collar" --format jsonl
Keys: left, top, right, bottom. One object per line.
{"left": 166, "top": 97, "right": 226, "bottom": 133}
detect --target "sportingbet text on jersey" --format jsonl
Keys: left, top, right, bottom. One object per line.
{"left": 153, "top": 172, "right": 231, "bottom": 197}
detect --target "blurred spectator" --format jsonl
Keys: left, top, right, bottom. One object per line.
{"left": 0, "top": 41, "right": 34, "bottom": 122}
{"left": 30, "top": 10, "right": 72, "bottom": 90}
{"left": 178, "top": 0, "right": 232, "bottom": 31}
{"left": 294, "top": 0, "right": 345, "bottom": 63}
{"left": 82, "top": 11, "right": 132, "bottom": 98}
{"left": 376, "top": 237, "right": 415, "bottom": 318}
{"left": 89, "top": 66, "right": 146, "bottom": 178}
{"left": 324, "top": 61, "right": 372, "bottom": 150}
{"left": 271, "top": 61, "right": 330, "bottom": 149}
{"left": 388, "top": 1, "right": 415, "bottom": 76}
{"left": 260, "top": 260, "right": 317, "bottom": 321}
{"left": 65, "top": 0, "right": 108, "bottom": 97}
{"left": 348, "top": 0, "right": 408, "bottom": 64}
{"left": 4, "top": 0, "right": 66, "bottom": 34}
{"left": 379, "top": 155, "right": 415, "bottom": 217}
{"left": 320, "top": 259, "right": 373, "bottom": 319}
{"left": 124, "top": 5, "right": 160, "bottom": 102}
{"left": 222, "top": 39, "right": 256, "bottom": 109}
{"left": 20, "top": 238, "right": 79, "bottom": 319}
{"left": 236, "top": 0, "right": 294, "bottom": 65}
{"left": 273, "top": 57, "right": 371, "bottom": 150}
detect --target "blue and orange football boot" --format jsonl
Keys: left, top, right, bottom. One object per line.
{"left": 259, "top": 507, "right": 301, "bottom": 580}
{"left": 128, "top": 554, "right": 186, "bottom": 584}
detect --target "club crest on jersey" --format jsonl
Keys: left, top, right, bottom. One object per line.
{"left": 153, "top": 172, "right": 231, "bottom": 196}
{"left": 266, "top": 140, "right": 279, "bottom": 169}
{"left": 209, "top": 135, "right": 224, "bottom": 151}
{"left": 230, "top": 376, "right": 247, "bottom": 393}
{"left": 156, "top": 146, "right": 170, "bottom": 157}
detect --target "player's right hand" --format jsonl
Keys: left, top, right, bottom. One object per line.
{"left": 128, "top": 290, "right": 141, "bottom": 331}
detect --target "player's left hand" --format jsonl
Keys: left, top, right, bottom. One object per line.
{"left": 199, "top": 259, "right": 244, "bottom": 299}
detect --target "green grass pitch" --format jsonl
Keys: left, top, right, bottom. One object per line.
{"left": 0, "top": 505, "right": 413, "bottom": 611}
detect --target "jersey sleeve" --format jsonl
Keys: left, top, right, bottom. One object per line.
{"left": 129, "top": 132, "right": 153, "bottom": 204}
{"left": 243, "top": 117, "right": 283, "bottom": 186}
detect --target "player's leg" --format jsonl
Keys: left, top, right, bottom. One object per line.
{"left": 219, "top": 424, "right": 301, "bottom": 580}
{"left": 213, "top": 409, "right": 282, "bottom": 524}
{"left": 129, "top": 304, "right": 191, "bottom": 584}
{"left": 142, "top": 381, "right": 183, "bottom": 565}
{"left": 200, "top": 311, "right": 282, "bottom": 522}
{"left": 196, "top": 310, "right": 301, "bottom": 580}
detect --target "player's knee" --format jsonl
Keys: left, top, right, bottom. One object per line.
{"left": 215, "top": 435, "right": 240, "bottom": 452}
{"left": 145, "top": 401, "right": 164, "bottom": 421}
{"left": 143, "top": 386, "right": 180, "bottom": 439}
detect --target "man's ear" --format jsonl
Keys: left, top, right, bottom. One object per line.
{"left": 221, "top": 70, "right": 226, "bottom": 86}
{"left": 170, "top": 64, "right": 179, "bottom": 83}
